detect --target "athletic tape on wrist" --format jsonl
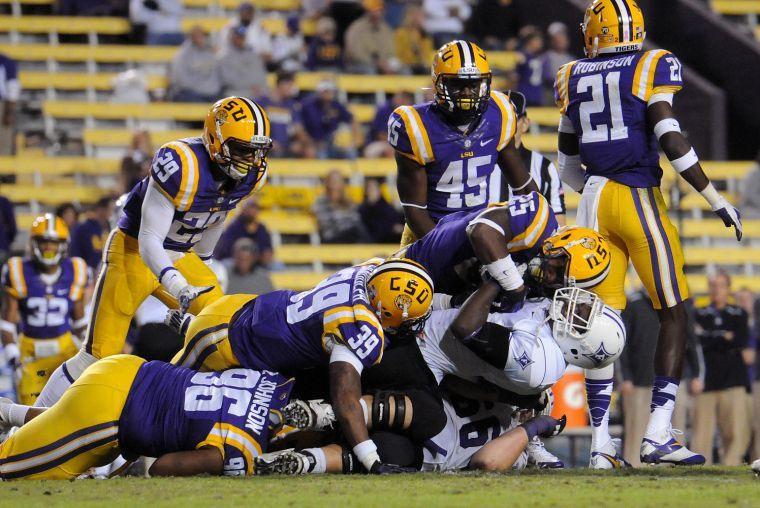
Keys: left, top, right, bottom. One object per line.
{"left": 486, "top": 256, "right": 523, "bottom": 292}
{"left": 699, "top": 183, "right": 723, "bottom": 210}
{"left": 0, "top": 319, "right": 16, "bottom": 335}
{"left": 353, "top": 439, "right": 379, "bottom": 471}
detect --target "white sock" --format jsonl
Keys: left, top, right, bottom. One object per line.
{"left": 35, "top": 349, "right": 97, "bottom": 407}
{"left": 585, "top": 364, "right": 614, "bottom": 450}
{"left": 302, "top": 447, "right": 327, "bottom": 474}
{"left": 8, "top": 403, "right": 30, "bottom": 427}
{"left": 645, "top": 376, "right": 679, "bottom": 438}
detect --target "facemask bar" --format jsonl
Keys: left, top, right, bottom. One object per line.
{"left": 219, "top": 136, "right": 272, "bottom": 180}
{"left": 550, "top": 286, "right": 604, "bottom": 340}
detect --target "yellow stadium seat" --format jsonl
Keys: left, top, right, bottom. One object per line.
{"left": 679, "top": 191, "right": 737, "bottom": 211}
{"left": 0, "top": 183, "right": 109, "bottom": 204}
{"left": 271, "top": 271, "right": 331, "bottom": 291}
{"left": 686, "top": 274, "right": 760, "bottom": 294}
{"left": 711, "top": 0, "right": 760, "bottom": 15}
{"left": 44, "top": 101, "right": 208, "bottom": 121}
{"left": 20, "top": 72, "right": 168, "bottom": 91}
{"left": 277, "top": 244, "right": 395, "bottom": 265}
{"left": 276, "top": 186, "right": 318, "bottom": 209}
{"left": 522, "top": 133, "right": 557, "bottom": 153}
{"left": 259, "top": 210, "right": 316, "bottom": 235}
{"left": 83, "top": 129, "right": 198, "bottom": 148}
{"left": 680, "top": 218, "right": 760, "bottom": 238}
{"left": 526, "top": 107, "right": 561, "bottom": 127}
{"left": 0, "top": 16, "right": 130, "bottom": 34}
{"left": 488, "top": 51, "right": 520, "bottom": 70}
{"left": 0, "top": 0, "right": 53, "bottom": 4}
{"left": 0, "top": 156, "right": 119, "bottom": 176}
{"left": 182, "top": 0, "right": 300, "bottom": 9}
{"left": 700, "top": 160, "right": 753, "bottom": 181}
{"left": 0, "top": 44, "right": 178, "bottom": 63}
{"left": 684, "top": 247, "right": 760, "bottom": 265}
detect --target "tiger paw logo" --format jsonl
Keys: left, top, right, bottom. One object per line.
{"left": 394, "top": 294, "right": 412, "bottom": 313}
{"left": 215, "top": 109, "right": 229, "bottom": 125}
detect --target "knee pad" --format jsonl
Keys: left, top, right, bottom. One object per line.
{"left": 371, "top": 431, "right": 421, "bottom": 468}
{"left": 65, "top": 349, "right": 98, "bottom": 379}
{"left": 405, "top": 389, "right": 446, "bottom": 442}
{"left": 371, "top": 391, "right": 407, "bottom": 432}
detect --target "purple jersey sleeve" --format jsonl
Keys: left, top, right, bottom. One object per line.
{"left": 652, "top": 51, "right": 683, "bottom": 92}
{"left": 503, "top": 192, "right": 559, "bottom": 264}
{"left": 387, "top": 107, "right": 416, "bottom": 160}
{"left": 324, "top": 303, "right": 385, "bottom": 368}
{"left": 149, "top": 143, "right": 193, "bottom": 210}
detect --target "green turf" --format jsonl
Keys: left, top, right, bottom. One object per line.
{"left": 2, "top": 467, "right": 759, "bottom": 508}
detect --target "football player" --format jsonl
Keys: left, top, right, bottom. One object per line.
{"left": 398, "top": 191, "right": 558, "bottom": 300}
{"left": 37, "top": 97, "right": 273, "bottom": 407}
{"left": 390, "top": 40, "right": 538, "bottom": 247}
{"left": 0, "top": 215, "right": 89, "bottom": 405}
{"left": 0, "top": 354, "right": 323, "bottom": 479}
{"left": 554, "top": 0, "right": 741, "bottom": 466}
{"left": 170, "top": 258, "right": 435, "bottom": 474}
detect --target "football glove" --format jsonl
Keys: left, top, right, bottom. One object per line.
{"left": 520, "top": 414, "right": 567, "bottom": 440}
{"left": 165, "top": 309, "right": 194, "bottom": 337}
{"left": 177, "top": 285, "right": 214, "bottom": 314}
{"left": 712, "top": 200, "right": 743, "bottom": 241}
{"left": 3, "top": 342, "right": 19, "bottom": 369}
{"left": 368, "top": 461, "right": 417, "bottom": 475}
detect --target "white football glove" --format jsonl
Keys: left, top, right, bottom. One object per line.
{"left": 177, "top": 284, "right": 214, "bottom": 315}
{"left": 3, "top": 342, "right": 19, "bottom": 369}
{"left": 165, "top": 309, "right": 194, "bottom": 337}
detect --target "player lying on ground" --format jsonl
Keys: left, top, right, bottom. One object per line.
{"left": 0, "top": 354, "right": 334, "bottom": 480}
{"left": 168, "top": 258, "right": 435, "bottom": 474}
{"left": 37, "top": 97, "right": 273, "bottom": 407}
{"left": 1, "top": 215, "right": 89, "bottom": 405}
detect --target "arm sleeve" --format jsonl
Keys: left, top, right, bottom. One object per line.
{"left": 139, "top": 180, "right": 183, "bottom": 282}
{"left": 193, "top": 212, "right": 227, "bottom": 261}
{"left": 545, "top": 161, "right": 566, "bottom": 215}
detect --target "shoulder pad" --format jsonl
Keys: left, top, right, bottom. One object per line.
{"left": 68, "top": 257, "right": 89, "bottom": 301}
{"left": 489, "top": 91, "right": 518, "bottom": 151}
{"left": 632, "top": 50, "right": 683, "bottom": 101}
{"left": 149, "top": 141, "right": 201, "bottom": 211}
{"left": 554, "top": 61, "right": 577, "bottom": 114}
{"left": 2, "top": 257, "right": 26, "bottom": 299}
{"left": 324, "top": 304, "right": 385, "bottom": 368}
{"left": 388, "top": 105, "right": 434, "bottom": 165}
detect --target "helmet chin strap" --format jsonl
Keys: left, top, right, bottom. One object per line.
{"left": 590, "top": 37, "right": 599, "bottom": 58}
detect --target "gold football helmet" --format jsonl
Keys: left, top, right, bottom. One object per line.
{"left": 527, "top": 226, "right": 611, "bottom": 294}
{"left": 367, "top": 258, "right": 434, "bottom": 334}
{"left": 29, "top": 213, "right": 69, "bottom": 267}
{"left": 203, "top": 96, "right": 272, "bottom": 182}
{"left": 581, "top": 0, "right": 645, "bottom": 58}
{"left": 431, "top": 40, "right": 492, "bottom": 124}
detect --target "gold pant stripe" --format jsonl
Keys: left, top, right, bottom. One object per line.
{"left": 175, "top": 323, "right": 228, "bottom": 369}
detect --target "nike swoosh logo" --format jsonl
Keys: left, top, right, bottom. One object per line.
{"left": 229, "top": 198, "right": 241, "bottom": 205}
{"left": 480, "top": 138, "right": 494, "bottom": 147}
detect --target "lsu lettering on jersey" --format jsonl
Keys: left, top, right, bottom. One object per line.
{"left": 1, "top": 256, "right": 88, "bottom": 338}
{"left": 119, "top": 361, "right": 293, "bottom": 476}
{"left": 421, "top": 394, "right": 515, "bottom": 471}
{"left": 227, "top": 264, "right": 385, "bottom": 374}
{"left": 403, "top": 192, "right": 558, "bottom": 293}
{"left": 118, "top": 137, "right": 263, "bottom": 252}
{"left": 555, "top": 49, "right": 683, "bottom": 188}
{"left": 388, "top": 91, "right": 517, "bottom": 221}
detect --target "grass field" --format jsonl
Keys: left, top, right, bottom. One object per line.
{"left": 3, "top": 467, "right": 759, "bottom": 508}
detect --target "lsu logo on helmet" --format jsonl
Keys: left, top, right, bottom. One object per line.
{"left": 582, "top": 0, "right": 646, "bottom": 57}
{"left": 367, "top": 259, "right": 434, "bottom": 334}
{"left": 29, "top": 213, "right": 69, "bottom": 267}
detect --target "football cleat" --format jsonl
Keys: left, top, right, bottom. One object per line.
{"left": 254, "top": 449, "right": 312, "bottom": 475}
{"left": 751, "top": 459, "right": 760, "bottom": 476}
{"left": 526, "top": 436, "right": 564, "bottom": 469}
{"left": 640, "top": 427, "right": 705, "bottom": 466}
{"left": 272, "top": 399, "right": 336, "bottom": 442}
{"left": 590, "top": 439, "right": 631, "bottom": 469}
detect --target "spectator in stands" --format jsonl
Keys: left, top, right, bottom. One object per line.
{"left": 0, "top": 53, "right": 19, "bottom": 156}
{"left": 692, "top": 270, "right": 752, "bottom": 465}
{"left": 218, "top": 25, "right": 269, "bottom": 99}
{"left": 219, "top": 2, "right": 272, "bottom": 63}
{"left": 0, "top": 194, "right": 16, "bottom": 265}
{"left": 359, "top": 178, "right": 404, "bottom": 243}
{"left": 543, "top": 22, "right": 574, "bottom": 80}
{"left": 314, "top": 169, "right": 370, "bottom": 244}
{"left": 516, "top": 27, "right": 546, "bottom": 106}
{"left": 739, "top": 151, "right": 760, "bottom": 219}
{"left": 120, "top": 130, "right": 152, "bottom": 194}
{"left": 129, "top": 0, "right": 184, "bottom": 46}
{"left": 300, "top": 79, "right": 360, "bottom": 159}
{"left": 466, "top": 0, "right": 519, "bottom": 50}
{"left": 270, "top": 15, "right": 304, "bottom": 72}
{"left": 70, "top": 197, "right": 114, "bottom": 271}
{"left": 306, "top": 17, "right": 344, "bottom": 72}
{"left": 259, "top": 73, "right": 315, "bottom": 158}
{"left": 344, "top": 0, "right": 398, "bottom": 74}
{"left": 393, "top": 6, "right": 435, "bottom": 74}
{"left": 422, "top": 0, "right": 471, "bottom": 47}
{"left": 55, "top": 203, "right": 79, "bottom": 233}
{"left": 223, "top": 238, "right": 274, "bottom": 295}
{"left": 363, "top": 91, "right": 412, "bottom": 158}
{"left": 214, "top": 197, "right": 273, "bottom": 267}
{"left": 168, "top": 25, "right": 221, "bottom": 103}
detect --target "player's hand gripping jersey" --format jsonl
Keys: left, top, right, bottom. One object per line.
{"left": 176, "top": 263, "right": 386, "bottom": 375}
{"left": 555, "top": 49, "right": 683, "bottom": 188}
{"left": 402, "top": 192, "right": 557, "bottom": 293}
{"left": 0, "top": 355, "right": 292, "bottom": 479}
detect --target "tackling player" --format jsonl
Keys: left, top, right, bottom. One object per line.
{"left": 0, "top": 354, "right": 313, "bottom": 479}
{"left": 170, "top": 258, "right": 435, "bottom": 474}
{"left": 555, "top": 0, "right": 741, "bottom": 465}
{"left": 390, "top": 40, "right": 538, "bottom": 246}
{"left": 36, "top": 97, "right": 273, "bottom": 407}
{"left": 0, "top": 215, "right": 89, "bottom": 405}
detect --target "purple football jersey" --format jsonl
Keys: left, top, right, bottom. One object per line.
{"left": 403, "top": 192, "right": 558, "bottom": 293}
{"left": 229, "top": 263, "right": 385, "bottom": 374}
{"left": 555, "top": 49, "right": 683, "bottom": 188}
{"left": 388, "top": 92, "right": 518, "bottom": 221}
{"left": 118, "top": 137, "right": 262, "bottom": 252}
{"left": 119, "top": 361, "right": 293, "bottom": 476}
{"left": 1, "top": 256, "right": 88, "bottom": 338}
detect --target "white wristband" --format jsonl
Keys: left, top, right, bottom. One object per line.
{"left": 3, "top": 342, "right": 19, "bottom": 363}
{"left": 485, "top": 256, "right": 523, "bottom": 292}
{"left": 670, "top": 147, "right": 699, "bottom": 173}
{"left": 0, "top": 319, "right": 16, "bottom": 337}
{"left": 161, "top": 269, "right": 189, "bottom": 299}
{"left": 353, "top": 439, "right": 380, "bottom": 471}
{"left": 72, "top": 317, "right": 88, "bottom": 330}
{"left": 700, "top": 183, "right": 723, "bottom": 210}
{"left": 653, "top": 118, "right": 680, "bottom": 140}
{"left": 512, "top": 177, "right": 534, "bottom": 192}
{"left": 648, "top": 92, "right": 674, "bottom": 106}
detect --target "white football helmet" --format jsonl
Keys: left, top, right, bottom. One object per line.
{"left": 550, "top": 287, "right": 626, "bottom": 369}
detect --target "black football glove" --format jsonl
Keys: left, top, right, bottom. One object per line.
{"left": 368, "top": 461, "right": 416, "bottom": 474}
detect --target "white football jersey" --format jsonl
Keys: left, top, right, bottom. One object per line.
{"left": 421, "top": 396, "right": 516, "bottom": 471}
{"left": 417, "top": 299, "right": 567, "bottom": 395}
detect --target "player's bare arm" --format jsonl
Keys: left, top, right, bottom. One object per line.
{"left": 396, "top": 152, "right": 436, "bottom": 238}
{"left": 149, "top": 447, "right": 223, "bottom": 477}
{"left": 71, "top": 298, "right": 87, "bottom": 342}
{"left": 497, "top": 138, "right": 538, "bottom": 194}
{"left": 648, "top": 101, "right": 742, "bottom": 240}
{"left": 447, "top": 280, "right": 501, "bottom": 340}
{"left": 466, "top": 207, "right": 524, "bottom": 294}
